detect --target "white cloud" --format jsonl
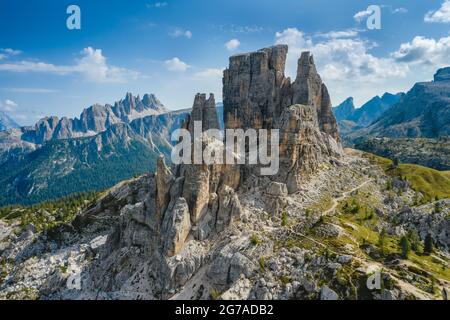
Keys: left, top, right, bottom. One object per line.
{"left": 193, "top": 68, "right": 223, "bottom": 79}
{"left": 0, "top": 48, "right": 22, "bottom": 60}
{"left": 0, "top": 47, "right": 140, "bottom": 83}
{"left": 225, "top": 39, "right": 240, "bottom": 51}
{"left": 0, "top": 99, "right": 18, "bottom": 112}
{"left": 76, "top": 47, "right": 140, "bottom": 82}
{"left": 393, "top": 7, "right": 408, "bottom": 14}
{"left": 425, "top": 0, "right": 450, "bottom": 23}
{"left": 1, "top": 48, "right": 22, "bottom": 56}
{"left": 170, "top": 28, "right": 192, "bottom": 39}
{"left": 353, "top": 9, "right": 372, "bottom": 22}
{"left": 275, "top": 27, "right": 407, "bottom": 82}
{"left": 147, "top": 2, "right": 168, "bottom": 8}
{"left": 164, "top": 57, "right": 189, "bottom": 72}
{"left": 316, "top": 29, "right": 360, "bottom": 39}
{"left": 275, "top": 28, "right": 312, "bottom": 48}
{"left": 1, "top": 87, "right": 58, "bottom": 93}
{"left": 392, "top": 35, "right": 450, "bottom": 67}
{"left": 274, "top": 27, "right": 414, "bottom": 105}
{"left": 212, "top": 24, "right": 266, "bottom": 34}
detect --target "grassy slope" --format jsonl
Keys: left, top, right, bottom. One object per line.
{"left": 363, "top": 152, "right": 450, "bottom": 202}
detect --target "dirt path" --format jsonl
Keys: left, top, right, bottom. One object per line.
{"left": 285, "top": 225, "right": 435, "bottom": 300}
{"left": 284, "top": 176, "right": 437, "bottom": 300}
{"left": 323, "top": 179, "right": 372, "bottom": 216}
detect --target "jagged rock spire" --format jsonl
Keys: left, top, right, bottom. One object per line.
{"left": 223, "top": 46, "right": 340, "bottom": 141}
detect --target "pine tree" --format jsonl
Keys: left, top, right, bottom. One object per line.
{"left": 424, "top": 234, "right": 434, "bottom": 255}
{"left": 399, "top": 236, "right": 410, "bottom": 259}
{"left": 407, "top": 230, "right": 421, "bottom": 253}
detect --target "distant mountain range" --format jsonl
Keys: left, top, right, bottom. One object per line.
{"left": 0, "top": 111, "right": 20, "bottom": 131}
{"left": 333, "top": 92, "right": 404, "bottom": 142}
{"left": 0, "top": 93, "right": 199, "bottom": 206}
{"left": 334, "top": 92, "right": 404, "bottom": 126}
{"left": 351, "top": 67, "right": 450, "bottom": 139}
{"left": 342, "top": 67, "right": 450, "bottom": 170}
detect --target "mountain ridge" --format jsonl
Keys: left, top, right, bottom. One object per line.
{"left": 0, "top": 111, "right": 20, "bottom": 131}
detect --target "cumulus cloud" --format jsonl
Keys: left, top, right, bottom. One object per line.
{"left": 225, "top": 39, "right": 240, "bottom": 51}
{"left": 0, "top": 47, "right": 140, "bottom": 83}
{"left": 274, "top": 27, "right": 417, "bottom": 105}
{"left": 0, "top": 48, "right": 22, "bottom": 60}
{"left": 275, "top": 28, "right": 312, "bottom": 48}
{"left": 392, "top": 35, "right": 450, "bottom": 66}
{"left": 193, "top": 68, "right": 223, "bottom": 79}
{"left": 164, "top": 57, "right": 189, "bottom": 72}
{"left": 275, "top": 27, "right": 406, "bottom": 83}
{"left": 425, "top": 0, "right": 450, "bottom": 23}
{"left": 170, "top": 28, "right": 193, "bottom": 39}
{"left": 353, "top": 9, "right": 372, "bottom": 22}
{"left": 0, "top": 99, "right": 18, "bottom": 112}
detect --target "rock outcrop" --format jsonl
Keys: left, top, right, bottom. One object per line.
{"left": 88, "top": 46, "right": 342, "bottom": 294}
{"left": 0, "top": 111, "right": 20, "bottom": 131}
{"left": 349, "top": 66, "right": 450, "bottom": 139}
{"left": 434, "top": 67, "right": 450, "bottom": 82}
{"left": 275, "top": 104, "right": 341, "bottom": 193}
{"left": 223, "top": 45, "right": 342, "bottom": 192}
{"left": 20, "top": 93, "right": 168, "bottom": 145}
{"left": 0, "top": 45, "right": 344, "bottom": 299}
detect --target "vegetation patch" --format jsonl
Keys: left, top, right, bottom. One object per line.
{"left": 363, "top": 152, "right": 450, "bottom": 202}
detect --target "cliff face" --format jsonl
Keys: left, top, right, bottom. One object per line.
{"left": 223, "top": 46, "right": 339, "bottom": 141}
{"left": 82, "top": 46, "right": 343, "bottom": 294}
{"left": 20, "top": 93, "right": 168, "bottom": 145}
{"left": 349, "top": 66, "right": 450, "bottom": 139}
{"left": 96, "top": 45, "right": 343, "bottom": 265}
{"left": 3, "top": 46, "right": 342, "bottom": 299}
{"left": 223, "top": 45, "right": 342, "bottom": 192}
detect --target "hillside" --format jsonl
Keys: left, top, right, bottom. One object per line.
{"left": 362, "top": 152, "right": 450, "bottom": 203}
{"left": 356, "top": 137, "right": 450, "bottom": 170}
{"left": 333, "top": 93, "right": 403, "bottom": 143}
{"left": 0, "top": 111, "right": 19, "bottom": 131}
{"left": 350, "top": 67, "right": 450, "bottom": 140}
{"left": 0, "top": 107, "right": 189, "bottom": 206}
{"left": 0, "top": 46, "right": 448, "bottom": 301}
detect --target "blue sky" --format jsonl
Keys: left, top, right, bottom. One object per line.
{"left": 1, "top": 0, "right": 450, "bottom": 125}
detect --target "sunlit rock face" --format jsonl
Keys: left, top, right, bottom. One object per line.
{"left": 222, "top": 45, "right": 342, "bottom": 191}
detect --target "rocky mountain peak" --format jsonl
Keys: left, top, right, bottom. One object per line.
{"left": 17, "top": 93, "right": 169, "bottom": 145}
{"left": 189, "top": 93, "right": 219, "bottom": 132}
{"left": 434, "top": 67, "right": 450, "bottom": 82}
{"left": 0, "top": 111, "right": 20, "bottom": 131}
{"left": 296, "top": 52, "right": 319, "bottom": 82}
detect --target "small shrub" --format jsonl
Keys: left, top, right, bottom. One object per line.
{"left": 250, "top": 234, "right": 261, "bottom": 246}
{"left": 280, "top": 275, "right": 291, "bottom": 285}
{"left": 209, "top": 288, "right": 221, "bottom": 300}
{"left": 259, "top": 257, "right": 266, "bottom": 272}
{"left": 281, "top": 212, "right": 288, "bottom": 227}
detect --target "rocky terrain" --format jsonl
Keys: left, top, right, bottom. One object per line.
{"left": 0, "top": 94, "right": 191, "bottom": 206}
{"left": 0, "top": 46, "right": 448, "bottom": 300}
{"left": 334, "top": 93, "right": 403, "bottom": 127}
{"left": 333, "top": 93, "right": 403, "bottom": 143}
{"left": 356, "top": 137, "right": 450, "bottom": 171}
{"left": 0, "top": 111, "right": 19, "bottom": 131}
{"left": 350, "top": 67, "right": 450, "bottom": 140}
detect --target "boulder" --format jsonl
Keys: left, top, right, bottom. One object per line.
{"left": 320, "top": 285, "right": 339, "bottom": 300}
